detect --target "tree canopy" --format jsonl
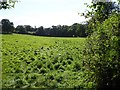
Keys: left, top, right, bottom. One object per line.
{"left": 0, "top": 0, "right": 17, "bottom": 9}
{"left": 81, "top": 1, "right": 120, "bottom": 36}
{"left": 1, "top": 19, "right": 14, "bottom": 34}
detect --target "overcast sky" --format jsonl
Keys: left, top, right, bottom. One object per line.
{"left": 0, "top": 0, "right": 117, "bottom": 28}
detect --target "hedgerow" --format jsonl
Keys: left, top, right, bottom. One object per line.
{"left": 83, "top": 13, "right": 120, "bottom": 89}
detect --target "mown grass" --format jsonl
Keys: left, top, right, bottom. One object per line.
{"left": 1, "top": 34, "right": 91, "bottom": 88}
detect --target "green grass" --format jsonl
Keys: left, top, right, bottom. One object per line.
{"left": 1, "top": 34, "right": 88, "bottom": 88}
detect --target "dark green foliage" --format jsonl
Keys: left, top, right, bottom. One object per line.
{"left": 1, "top": 19, "right": 14, "bottom": 34}
{"left": 14, "top": 23, "right": 87, "bottom": 37}
{"left": 36, "top": 26, "right": 44, "bottom": 36}
{"left": 24, "top": 25, "right": 34, "bottom": 32}
{"left": 1, "top": 19, "right": 87, "bottom": 37}
{"left": 38, "top": 23, "right": 87, "bottom": 37}
{"left": 15, "top": 25, "right": 27, "bottom": 34}
{"left": 68, "top": 23, "right": 87, "bottom": 37}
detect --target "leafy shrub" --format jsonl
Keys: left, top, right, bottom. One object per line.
{"left": 83, "top": 14, "right": 120, "bottom": 89}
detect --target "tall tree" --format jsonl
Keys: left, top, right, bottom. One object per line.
{"left": 1, "top": 19, "right": 14, "bottom": 34}
{"left": 15, "top": 25, "right": 27, "bottom": 34}
{"left": 36, "top": 26, "right": 44, "bottom": 36}
{"left": 24, "top": 25, "right": 34, "bottom": 32}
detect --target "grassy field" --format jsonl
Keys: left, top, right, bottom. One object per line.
{"left": 1, "top": 34, "right": 89, "bottom": 88}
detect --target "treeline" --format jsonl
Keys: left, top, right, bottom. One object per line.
{"left": 0, "top": 19, "right": 88, "bottom": 37}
